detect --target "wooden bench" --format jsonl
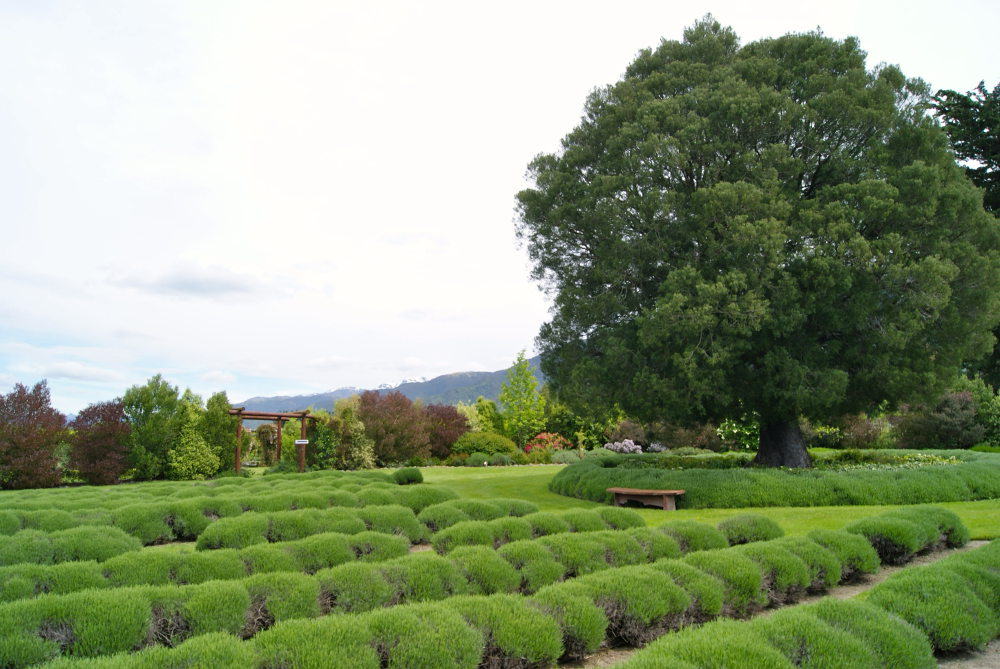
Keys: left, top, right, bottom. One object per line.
{"left": 607, "top": 487, "right": 685, "bottom": 511}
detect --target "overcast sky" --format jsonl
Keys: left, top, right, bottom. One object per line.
{"left": 1, "top": 0, "right": 997, "bottom": 414}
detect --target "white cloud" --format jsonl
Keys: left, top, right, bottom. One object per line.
{"left": 42, "top": 361, "right": 123, "bottom": 383}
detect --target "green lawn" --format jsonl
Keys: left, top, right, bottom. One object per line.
{"left": 421, "top": 464, "right": 1000, "bottom": 539}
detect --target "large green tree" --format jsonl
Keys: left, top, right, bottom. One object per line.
{"left": 933, "top": 81, "right": 999, "bottom": 213}
{"left": 934, "top": 80, "right": 1000, "bottom": 387}
{"left": 498, "top": 350, "right": 546, "bottom": 447}
{"left": 516, "top": 17, "right": 1000, "bottom": 467}
{"left": 122, "top": 374, "right": 181, "bottom": 479}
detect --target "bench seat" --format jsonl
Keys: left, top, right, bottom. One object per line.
{"left": 606, "top": 487, "right": 686, "bottom": 511}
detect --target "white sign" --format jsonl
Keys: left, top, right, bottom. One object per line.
{"left": 294, "top": 439, "right": 309, "bottom": 445}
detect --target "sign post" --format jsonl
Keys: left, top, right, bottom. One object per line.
{"left": 294, "top": 439, "right": 309, "bottom": 473}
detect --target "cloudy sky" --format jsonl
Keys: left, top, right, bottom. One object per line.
{"left": 1, "top": 0, "right": 997, "bottom": 414}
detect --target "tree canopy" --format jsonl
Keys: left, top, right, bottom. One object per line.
{"left": 933, "top": 80, "right": 1000, "bottom": 213}
{"left": 516, "top": 17, "right": 1000, "bottom": 466}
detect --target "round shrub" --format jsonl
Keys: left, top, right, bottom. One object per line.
{"left": 397, "top": 486, "right": 459, "bottom": 513}
{"left": 453, "top": 431, "right": 518, "bottom": 456}
{"left": 733, "top": 542, "right": 810, "bottom": 606}
{"left": 717, "top": 514, "right": 784, "bottom": 546}
{"left": 465, "top": 452, "right": 490, "bottom": 467}
{"left": 595, "top": 506, "right": 645, "bottom": 530}
{"left": 648, "top": 559, "right": 725, "bottom": 622}
{"left": 521, "top": 512, "right": 571, "bottom": 537}
{"left": 448, "top": 546, "right": 520, "bottom": 595}
{"left": 530, "top": 587, "right": 608, "bottom": 661}
{"left": 392, "top": 468, "right": 423, "bottom": 485}
{"left": 417, "top": 504, "right": 472, "bottom": 533}
{"left": 659, "top": 520, "right": 729, "bottom": 553}
{"left": 432, "top": 521, "right": 494, "bottom": 554}
{"left": 446, "top": 594, "right": 563, "bottom": 667}
{"left": 683, "top": 550, "right": 765, "bottom": 617}
{"left": 497, "top": 541, "right": 565, "bottom": 593}
{"left": 807, "top": 529, "right": 880, "bottom": 582}
{"left": 488, "top": 453, "right": 513, "bottom": 466}
{"left": 844, "top": 516, "right": 928, "bottom": 565}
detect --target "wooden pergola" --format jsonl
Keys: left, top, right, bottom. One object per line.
{"left": 228, "top": 408, "right": 321, "bottom": 473}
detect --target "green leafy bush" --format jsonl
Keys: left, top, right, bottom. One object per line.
{"left": 521, "top": 511, "right": 571, "bottom": 537}
{"left": 807, "top": 598, "right": 936, "bottom": 669}
{"left": 417, "top": 503, "right": 471, "bottom": 533}
{"left": 465, "top": 452, "right": 490, "bottom": 467}
{"left": 616, "top": 618, "right": 791, "bottom": 669}
{"left": 392, "top": 467, "right": 423, "bottom": 485}
{"left": 452, "top": 431, "right": 518, "bottom": 456}
{"left": 771, "top": 536, "right": 841, "bottom": 592}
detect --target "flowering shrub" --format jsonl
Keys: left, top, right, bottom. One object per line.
{"left": 603, "top": 439, "right": 642, "bottom": 454}
{"left": 524, "top": 432, "right": 571, "bottom": 453}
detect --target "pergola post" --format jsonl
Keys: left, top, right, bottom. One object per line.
{"left": 235, "top": 414, "right": 243, "bottom": 474}
{"left": 275, "top": 419, "right": 284, "bottom": 462}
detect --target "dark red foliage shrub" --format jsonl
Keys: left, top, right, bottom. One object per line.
{"left": 70, "top": 400, "right": 131, "bottom": 485}
{"left": 357, "top": 391, "right": 430, "bottom": 465}
{"left": 0, "top": 381, "right": 66, "bottom": 489}
{"left": 423, "top": 404, "right": 469, "bottom": 458}
{"left": 894, "top": 392, "right": 985, "bottom": 449}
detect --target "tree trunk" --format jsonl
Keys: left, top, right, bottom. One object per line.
{"left": 753, "top": 420, "right": 812, "bottom": 468}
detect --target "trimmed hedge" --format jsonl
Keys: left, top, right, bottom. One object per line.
{"left": 549, "top": 449, "right": 1000, "bottom": 507}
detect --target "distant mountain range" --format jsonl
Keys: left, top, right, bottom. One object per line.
{"left": 235, "top": 356, "right": 544, "bottom": 412}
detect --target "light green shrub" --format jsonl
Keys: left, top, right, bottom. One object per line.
{"left": 392, "top": 467, "right": 423, "bottom": 485}
{"left": 806, "top": 529, "right": 881, "bottom": 582}
{"left": 497, "top": 541, "right": 564, "bottom": 593}
{"left": 521, "top": 511, "right": 571, "bottom": 537}
{"left": 398, "top": 485, "right": 458, "bottom": 513}
{"left": 432, "top": 521, "right": 494, "bottom": 554}
{"left": 733, "top": 542, "right": 810, "bottom": 606}
{"left": 771, "top": 536, "right": 841, "bottom": 592}
{"left": 595, "top": 506, "right": 645, "bottom": 530}
{"left": 866, "top": 566, "right": 999, "bottom": 652}
{"left": 807, "top": 598, "right": 936, "bottom": 669}
{"left": 363, "top": 602, "right": 484, "bottom": 669}
{"left": 315, "top": 562, "right": 393, "bottom": 614}
{"left": 51, "top": 526, "right": 142, "bottom": 563}
{"left": 179, "top": 580, "right": 250, "bottom": 637}
{"left": 252, "top": 616, "right": 380, "bottom": 669}
{"left": 558, "top": 509, "right": 608, "bottom": 533}
{"left": 347, "top": 531, "right": 410, "bottom": 562}
{"left": 357, "top": 505, "right": 426, "bottom": 543}
{"left": 753, "top": 606, "right": 879, "bottom": 667}
{"left": 243, "top": 572, "right": 322, "bottom": 634}
{"left": 683, "top": 549, "right": 765, "bottom": 617}
{"left": 446, "top": 594, "right": 562, "bottom": 666}
{"left": 380, "top": 554, "right": 469, "bottom": 604}
{"left": 659, "top": 519, "right": 729, "bottom": 553}
{"left": 485, "top": 517, "right": 532, "bottom": 548}
{"left": 448, "top": 546, "right": 520, "bottom": 595}
{"left": 538, "top": 534, "right": 609, "bottom": 578}
{"left": 530, "top": 587, "right": 607, "bottom": 661}
{"left": 845, "top": 516, "right": 927, "bottom": 565}
{"left": 282, "top": 533, "right": 353, "bottom": 574}
{"left": 626, "top": 527, "right": 682, "bottom": 562}
{"left": 553, "top": 565, "right": 691, "bottom": 646}
{"left": 615, "top": 618, "right": 793, "bottom": 669}
{"left": 717, "top": 513, "right": 784, "bottom": 545}
{"left": 648, "top": 558, "right": 725, "bottom": 622}
{"left": 195, "top": 513, "right": 269, "bottom": 550}
{"left": 466, "top": 452, "right": 490, "bottom": 467}
{"left": 417, "top": 504, "right": 471, "bottom": 532}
